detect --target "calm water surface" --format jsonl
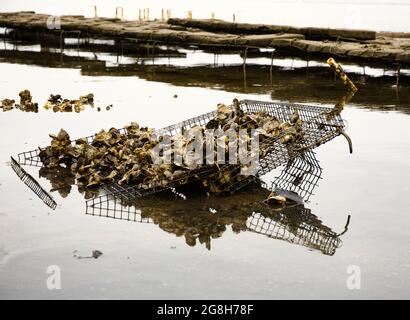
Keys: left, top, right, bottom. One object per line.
{"left": 1, "top": 1, "right": 410, "bottom": 299}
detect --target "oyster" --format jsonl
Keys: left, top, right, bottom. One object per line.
{"left": 44, "top": 93, "right": 97, "bottom": 113}
{"left": 38, "top": 99, "right": 305, "bottom": 194}
{"left": 1, "top": 98, "right": 15, "bottom": 112}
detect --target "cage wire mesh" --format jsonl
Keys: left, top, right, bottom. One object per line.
{"left": 85, "top": 152, "right": 344, "bottom": 255}
{"left": 246, "top": 208, "right": 342, "bottom": 256}
{"left": 10, "top": 157, "right": 57, "bottom": 209}
{"left": 270, "top": 149, "right": 322, "bottom": 203}
{"left": 13, "top": 99, "right": 347, "bottom": 204}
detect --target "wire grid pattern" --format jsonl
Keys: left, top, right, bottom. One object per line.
{"left": 14, "top": 99, "right": 345, "bottom": 199}
{"left": 242, "top": 99, "right": 345, "bottom": 152}
{"left": 16, "top": 129, "right": 127, "bottom": 167}
{"left": 270, "top": 150, "right": 322, "bottom": 203}
{"left": 85, "top": 196, "right": 152, "bottom": 223}
{"left": 10, "top": 157, "right": 57, "bottom": 209}
{"left": 85, "top": 188, "right": 342, "bottom": 256}
{"left": 247, "top": 210, "right": 342, "bottom": 256}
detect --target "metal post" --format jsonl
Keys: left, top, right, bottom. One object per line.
{"left": 243, "top": 47, "right": 248, "bottom": 89}
{"left": 269, "top": 50, "right": 274, "bottom": 85}
{"left": 116, "top": 7, "right": 124, "bottom": 20}
{"left": 306, "top": 60, "right": 309, "bottom": 78}
{"left": 152, "top": 41, "right": 156, "bottom": 64}
{"left": 59, "top": 30, "right": 64, "bottom": 54}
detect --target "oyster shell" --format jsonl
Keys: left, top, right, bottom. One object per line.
{"left": 39, "top": 99, "right": 305, "bottom": 194}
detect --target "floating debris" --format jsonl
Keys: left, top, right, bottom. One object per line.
{"left": 264, "top": 189, "right": 304, "bottom": 207}
{"left": 38, "top": 99, "right": 305, "bottom": 194}
{"left": 92, "top": 250, "right": 103, "bottom": 259}
{"left": 72, "top": 249, "right": 103, "bottom": 259}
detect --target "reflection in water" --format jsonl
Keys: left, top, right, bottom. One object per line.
{"left": 82, "top": 151, "right": 350, "bottom": 255}
{"left": 1, "top": 32, "right": 409, "bottom": 114}
{"left": 4, "top": 30, "right": 354, "bottom": 256}
{"left": 17, "top": 143, "right": 349, "bottom": 255}
{"left": 39, "top": 166, "right": 99, "bottom": 200}
{"left": 39, "top": 166, "right": 75, "bottom": 198}
{"left": 10, "top": 157, "right": 57, "bottom": 209}
{"left": 10, "top": 97, "right": 350, "bottom": 254}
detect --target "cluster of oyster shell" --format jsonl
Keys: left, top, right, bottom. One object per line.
{"left": 43, "top": 93, "right": 95, "bottom": 113}
{"left": 1, "top": 89, "right": 39, "bottom": 112}
{"left": 38, "top": 100, "right": 305, "bottom": 194}
{"left": 1, "top": 90, "right": 105, "bottom": 113}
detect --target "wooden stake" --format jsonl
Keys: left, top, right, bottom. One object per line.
{"left": 243, "top": 47, "right": 248, "bottom": 89}
{"left": 115, "top": 7, "right": 124, "bottom": 20}
{"left": 269, "top": 50, "right": 274, "bottom": 85}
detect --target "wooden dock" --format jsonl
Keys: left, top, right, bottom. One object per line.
{"left": 0, "top": 11, "right": 409, "bottom": 66}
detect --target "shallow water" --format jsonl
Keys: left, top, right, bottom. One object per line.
{"left": 1, "top": 7, "right": 410, "bottom": 299}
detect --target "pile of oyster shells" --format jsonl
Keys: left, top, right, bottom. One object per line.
{"left": 43, "top": 93, "right": 95, "bottom": 113}
{"left": 1, "top": 90, "right": 103, "bottom": 113}
{"left": 39, "top": 100, "right": 305, "bottom": 193}
{"left": 1, "top": 90, "right": 39, "bottom": 112}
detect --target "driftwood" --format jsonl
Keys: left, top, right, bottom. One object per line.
{"left": 327, "top": 58, "right": 358, "bottom": 93}
{"left": 325, "top": 58, "right": 356, "bottom": 154}
{"left": 167, "top": 18, "right": 376, "bottom": 41}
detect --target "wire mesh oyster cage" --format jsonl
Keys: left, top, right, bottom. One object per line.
{"left": 85, "top": 199, "right": 346, "bottom": 256}
{"left": 11, "top": 99, "right": 352, "bottom": 208}
{"left": 85, "top": 150, "right": 350, "bottom": 255}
